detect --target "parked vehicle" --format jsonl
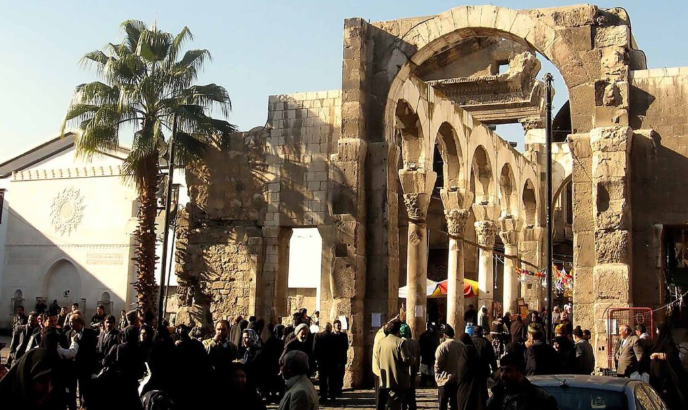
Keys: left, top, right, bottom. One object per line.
{"left": 530, "top": 374, "right": 668, "bottom": 410}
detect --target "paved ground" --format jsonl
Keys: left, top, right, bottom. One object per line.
{"left": 267, "top": 388, "right": 439, "bottom": 409}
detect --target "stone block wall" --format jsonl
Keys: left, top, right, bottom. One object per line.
{"left": 630, "top": 68, "right": 688, "bottom": 311}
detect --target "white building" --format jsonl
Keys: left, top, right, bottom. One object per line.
{"left": 0, "top": 133, "right": 185, "bottom": 328}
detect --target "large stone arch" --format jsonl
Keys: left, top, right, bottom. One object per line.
{"left": 383, "top": 5, "right": 604, "bottom": 146}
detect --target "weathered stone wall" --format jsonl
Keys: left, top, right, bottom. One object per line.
{"left": 630, "top": 68, "right": 688, "bottom": 311}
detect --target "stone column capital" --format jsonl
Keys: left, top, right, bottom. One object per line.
{"left": 474, "top": 220, "right": 498, "bottom": 247}
{"left": 402, "top": 193, "right": 432, "bottom": 222}
{"left": 399, "top": 168, "right": 436, "bottom": 222}
{"left": 520, "top": 117, "right": 545, "bottom": 131}
{"left": 498, "top": 216, "right": 520, "bottom": 248}
{"left": 445, "top": 208, "right": 470, "bottom": 238}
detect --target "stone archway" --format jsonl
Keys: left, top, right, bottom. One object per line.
{"left": 43, "top": 259, "right": 81, "bottom": 308}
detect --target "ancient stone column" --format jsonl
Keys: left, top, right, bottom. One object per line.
{"left": 440, "top": 188, "right": 473, "bottom": 333}
{"left": 474, "top": 219, "right": 497, "bottom": 318}
{"left": 499, "top": 216, "right": 520, "bottom": 314}
{"left": 399, "top": 169, "right": 436, "bottom": 339}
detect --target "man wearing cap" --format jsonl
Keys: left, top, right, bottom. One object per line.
{"left": 283, "top": 323, "right": 315, "bottom": 376}
{"left": 525, "top": 322, "right": 560, "bottom": 376}
{"left": 375, "top": 320, "right": 413, "bottom": 410}
{"left": 400, "top": 323, "right": 420, "bottom": 410}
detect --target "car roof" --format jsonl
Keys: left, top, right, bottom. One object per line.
{"left": 529, "top": 375, "right": 635, "bottom": 393}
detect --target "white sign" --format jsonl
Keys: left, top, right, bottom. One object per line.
{"left": 371, "top": 313, "right": 382, "bottom": 328}
{"left": 415, "top": 305, "right": 424, "bottom": 318}
{"left": 338, "top": 315, "right": 348, "bottom": 330}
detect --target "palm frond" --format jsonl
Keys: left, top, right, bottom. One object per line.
{"left": 168, "top": 26, "right": 193, "bottom": 64}
{"left": 73, "top": 81, "right": 119, "bottom": 105}
{"left": 137, "top": 28, "right": 172, "bottom": 64}
{"left": 180, "top": 84, "right": 232, "bottom": 117}
{"left": 120, "top": 20, "right": 147, "bottom": 53}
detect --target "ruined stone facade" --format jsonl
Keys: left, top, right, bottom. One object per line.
{"left": 175, "top": 5, "right": 688, "bottom": 385}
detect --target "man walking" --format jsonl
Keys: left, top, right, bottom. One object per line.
{"left": 313, "top": 322, "right": 337, "bottom": 403}
{"left": 203, "top": 319, "right": 238, "bottom": 375}
{"left": 9, "top": 310, "right": 38, "bottom": 366}
{"left": 434, "top": 324, "right": 464, "bottom": 410}
{"left": 615, "top": 323, "right": 644, "bottom": 377}
{"left": 375, "top": 320, "right": 414, "bottom": 410}
{"left": 278, "top": 350, "right": 319, "bottom": 410}
{"left": 7, "top": 306, "right": 27, "bottom": 366}
{"left": 573, "top": 327, "right": 595, "bottom": 374}
{"left": 525, "top": 323, "right": 559, "bottom": 376}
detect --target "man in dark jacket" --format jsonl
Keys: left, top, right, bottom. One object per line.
{"left": 9, "top": 310, "right": 38, "bottom": 366}
{"left": 525, "top": 323, "right": 560, "bottom": 376}
{"left": 65, "top": 314, "right": 98, "bottom": 410}
{"left": 553, "top": 324, "right": 576, "bottom": 373}
{"left": 487, "top": 353, "right": 560, "bottom": 410}
{"left": 332, "top": 319, "right": 348, "bottom": 398}
{"left": 510, "top": 315, "right": 527, "bottom": 345}
{"left": 314, "top": 323, "right": 338, "bottom": 403}
{"left": 418, "top": 323, "right": 439, "bottom": 387}
{"left": 573, "top": 327, "right": 595, "bottom": 374}
{"left": 472, "top": 326, "right": 497, "bottom": 377}
{"left": 96, "top": 315, "right": 120, "bottom": 365}
{"left": 7, "top": 306, "right": 28, "bottom": 366}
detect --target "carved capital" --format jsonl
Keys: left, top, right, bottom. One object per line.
{"left": 498, "top": 216, "right": 520, "bottom": 247}
{"left": 445, "top": 209, "right": 470, "bottom": 238}
{"left": 474, "top": 220, "right": 498, "bottom": 247}
{"left": 403, "top": 193, "right": 424, "bottom": 222}
{"left": 520, "top": 117, "right": 545, "bottom": 131}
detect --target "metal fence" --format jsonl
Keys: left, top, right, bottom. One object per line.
{"left": 606, "top": 307, "right": 654, "bottom": 370}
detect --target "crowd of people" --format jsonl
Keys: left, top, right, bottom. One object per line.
{"left": 1, "top": 305, "right": 349, "bottom": 410}
{"left": 373, "top": 305, "right": 688, "bottom": 410}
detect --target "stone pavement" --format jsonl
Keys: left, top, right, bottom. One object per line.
{"left": 267, "top": 388, "right": 438, "bottom": 409}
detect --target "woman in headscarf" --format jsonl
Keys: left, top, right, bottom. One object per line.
{"left": 649, "top": 324, "right": 688, "bottom": 409}
{"left": 239, "top": 329, "right": 264, "bottom": 392}
{"left": 457, "top": 333, "right": 486, "bottom": 410}
{"left": 0, "top": 348, "right": 58, "bottom": 410}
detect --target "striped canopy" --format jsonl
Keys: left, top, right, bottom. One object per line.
{"left": 398, "top": 279, "right": 478, "bottom": 299}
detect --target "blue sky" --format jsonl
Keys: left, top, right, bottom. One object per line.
{"left": 1, "top": 1, "right": 686, "bottom": 158}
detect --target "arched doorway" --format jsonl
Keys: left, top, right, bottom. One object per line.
{"left": 43, "top": 259, "right": 81, "bottom": 309}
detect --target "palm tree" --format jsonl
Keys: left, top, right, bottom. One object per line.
{"left": 63, "top": 20, "right": 236, "bottom": 314}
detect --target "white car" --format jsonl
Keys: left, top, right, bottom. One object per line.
{"left": 530, "top": 375, "right": 668, "bottom": 410}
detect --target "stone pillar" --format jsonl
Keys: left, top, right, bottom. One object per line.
{"left": 519, "top": 227, "right": 543, "bottom": 311}
{"left": 399, "top": 168, "right": 436, "bottom": 339}
{"left": 329, "top": 138, "right": 367, "bottom": 387}
{"left": 591, "top": 126, "right": 634, "bottom": 369}
{"left": 499, "top": 216, "right": 520, "bottom": 314}
{"left": 474, "top": 219, "right": 497, "bottom": 317}
{"left": 440, "top": 189, "right": 473, "bottom": 333}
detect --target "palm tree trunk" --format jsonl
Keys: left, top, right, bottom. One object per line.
{"left": 133, "top": 153, "right": 160, "bottom": 313}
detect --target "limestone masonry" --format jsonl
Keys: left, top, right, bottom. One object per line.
{"left": 173, "top": 5, "right": 688, "bottom": 386}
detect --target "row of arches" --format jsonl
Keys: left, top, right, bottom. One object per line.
{"left": 394, "top": 76, "right": 539, "bottom": 223}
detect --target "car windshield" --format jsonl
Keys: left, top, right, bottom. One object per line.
{"left": 541, "top": 386, "right": 628, "bottom": 410}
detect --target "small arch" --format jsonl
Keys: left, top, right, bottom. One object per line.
{"left": 471, "top": 145, "right": 493, "bottom": 203}
{"left": 98, "top": 291, "right": 112, "bottom": 315}
{"left": 396, "top": 99, "right": 424, "bottom": 169}
{"left": 435, "top": 122, "right": 464, "bottom": 190}
{"left": 499, "top": 163, "right": 518, "bottom": 217}
{"left": 522, "top": 179, "right": 537, "bottom": 227}
{"left": 12, "top": 289, "right": 24, "bottom": 315}
{"left": 43, "top": 259, "right": 81, "bottom": 308}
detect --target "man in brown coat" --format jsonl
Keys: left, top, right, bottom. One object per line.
{"left": 615, "top": 323, "right": 645, "bottom": 377}
{"left": 434, "top": 324, "right": 465, "bottom": 410}
{"left": 374, "top": 320, "right": 414, "bottom": 410}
